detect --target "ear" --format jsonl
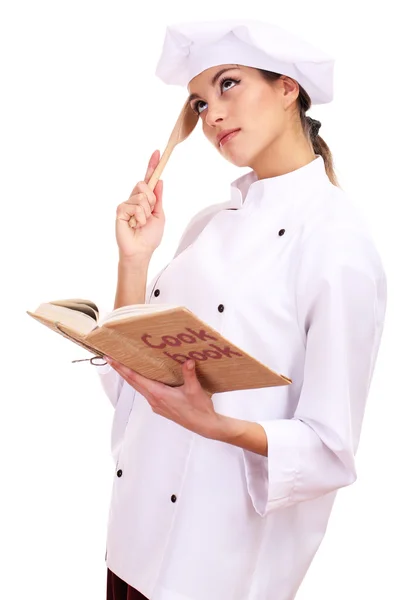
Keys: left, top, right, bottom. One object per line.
{"left": 280, "top": 76, "right": 300, "bottom": 108}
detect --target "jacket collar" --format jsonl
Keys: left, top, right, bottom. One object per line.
{"left": 227, "top": 155, "right": 330, "bottom": 210}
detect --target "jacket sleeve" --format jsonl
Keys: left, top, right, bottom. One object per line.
{"left": 242, "top": 223, "right": 387, "bottom": 517}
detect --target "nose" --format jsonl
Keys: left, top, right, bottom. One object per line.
{"left": 205, "top": 100, "right": 226, "bottom": 128}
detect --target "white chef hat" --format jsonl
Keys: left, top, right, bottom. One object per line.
{"left": 155, "top": 19, "right": 335, "bottom": 105}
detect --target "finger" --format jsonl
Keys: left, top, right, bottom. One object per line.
{"left": 152, "top": 179, "right": 163, "bottom": 217}
{"left": 129, "top": 378, "right": 150, "bottom": 398}
{"left": 116, "top": 203, "right": 147, "bottom": 225}
{"left": 180, "top": 362, "right": 211, "bottom": 398}
{"left": 130, "top": 370, "right": 167, "bottom": 397}
{"left": 107, "top": 360, "right": 150, "bottom": 396}
{"left": 106, "top": 358, "right": 170, "bottom": 400}
{"left": 135, "top": 182, "right": 156, "bottom": 210}
{"left": 119, "top": 364, "right": 170, "bottom": 400}
{"left": 124, "top": 192, "right": 151, "bottom": 218}
{"left": 144, "top": 150, "right": 160, "bottom": 184}
{"left": 127, "top": 149, "right": 159, "bottom": 198}
{"left": 106, "top": 358, "right": 152, "bottom": 389}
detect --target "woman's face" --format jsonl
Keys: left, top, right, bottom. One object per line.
{"left": 187, "top": 64, "right": 298, "bottom": 168}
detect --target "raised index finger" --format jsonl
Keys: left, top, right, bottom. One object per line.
{"left": 144, "top": 150, "right": 160, "bottom": 184}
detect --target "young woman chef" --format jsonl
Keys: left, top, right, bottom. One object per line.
{"left": 97, "top": 19, "right": 387, "bottom": 600}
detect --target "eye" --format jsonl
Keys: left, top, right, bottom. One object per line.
{"left": 191, "top": 77, "right": 240, "bottom": 115}
{"left": 193, "top": 100, "right": 207, "bottom": 115}
{"left": 220, "top": 77, "right": 240, "bottom": 92}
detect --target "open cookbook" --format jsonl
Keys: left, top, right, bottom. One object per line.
{"left": 27, "top": 298, "right": 292, "bottom": 395}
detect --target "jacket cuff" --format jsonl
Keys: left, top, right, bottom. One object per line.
{"left": 242, "top": 419, "right": 299, "bottom": 517}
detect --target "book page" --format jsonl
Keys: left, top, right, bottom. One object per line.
{"left": 32, "top": 302, "right": 97, "bottom": 335}
{"left": 50, "top": 299, "right": 99, "bottom": 321}
{"left": 98, "top": 303, "right": 181, "bottom": 326}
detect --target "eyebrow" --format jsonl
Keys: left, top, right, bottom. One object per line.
{"left": 188, "top": 67, "right": 240, "bottom": 103}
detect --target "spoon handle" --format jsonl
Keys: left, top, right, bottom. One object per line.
{"left": 128, "top": 100, "right": 193, "bottom": 228}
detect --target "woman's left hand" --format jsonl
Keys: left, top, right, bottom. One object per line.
{"left": 104, "top": 357, "right": 222, "bottom": 439}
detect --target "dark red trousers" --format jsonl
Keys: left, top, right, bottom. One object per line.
{"left": 107, "top": 568, "right": 149, "bottom": 600}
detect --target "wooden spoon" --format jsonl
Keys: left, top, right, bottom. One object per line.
{"left": 129, "top": 100, "right": 199, "bottom": 228}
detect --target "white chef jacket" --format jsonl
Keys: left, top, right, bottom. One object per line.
{"left": 97, "top": 155, "right": 386, "bottom": 600}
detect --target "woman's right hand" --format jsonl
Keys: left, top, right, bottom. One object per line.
{"left": 115, "top": 150, "right": 165, "bottom": 260}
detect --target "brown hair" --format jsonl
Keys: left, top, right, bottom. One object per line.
{"left": 257, "top": 69, "right": 340, "bottom": 187}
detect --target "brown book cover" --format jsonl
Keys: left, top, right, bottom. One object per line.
{"left": 27, "top": 299, "right": 292, "bottom": 395}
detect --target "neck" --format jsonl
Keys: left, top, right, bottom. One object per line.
{"left": 250, "top": 129, "right": 317, "bottom": 180}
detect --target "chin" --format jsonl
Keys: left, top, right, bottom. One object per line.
{"left": 230, "top": 157, "right": 251, "bottom": 168}
{"left": 220, "top": 150, "right": 252, "bottom": 169}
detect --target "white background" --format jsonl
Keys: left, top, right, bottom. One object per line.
{"left": 1, "top": 1, "right": 398, "bottom": 598}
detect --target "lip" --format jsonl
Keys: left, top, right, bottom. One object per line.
{"left": 217, "top": 128, "right": 241, "bottom": 146}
